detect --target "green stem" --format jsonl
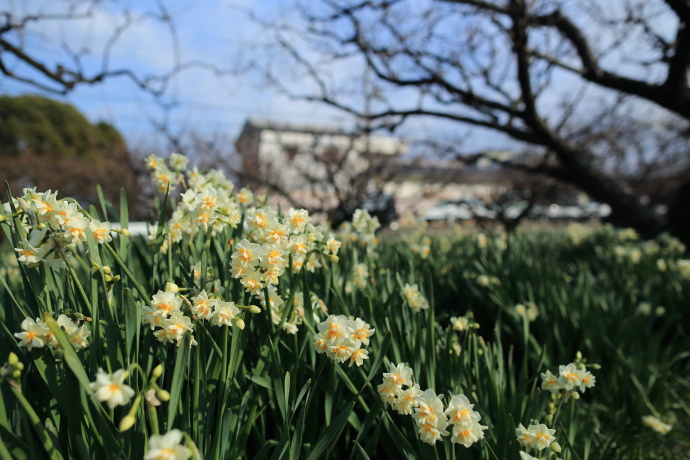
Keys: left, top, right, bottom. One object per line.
{"left": 147, "top": 405, "right": 160, "bottom": 436}
{"left": 212, "top": 325, "right": 230, "bottom": 459}
{"left": 67, "top": 265, "right": 92, "bottom": 316}
{"left": 104, "top": 242, "right": 149, "bottom": 301}
{"left": 0, "top": 436, "right": 13, "bottom": 460}
{"left": 9, "top": 386, "right": 64, "bottom": 460}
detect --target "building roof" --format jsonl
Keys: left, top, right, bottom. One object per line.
{"left": 243, "top": 118, "right": 347, "bottom": 136}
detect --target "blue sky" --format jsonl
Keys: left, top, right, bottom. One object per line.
{"left": 0, "top": 0, "right": 356, "bottom": 152}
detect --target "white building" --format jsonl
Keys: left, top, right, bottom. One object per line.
{"left": 234, "top": 119, "right": 406, "bottom": 215}
{"left": 234, "top": 118, "right": 530, "bottom": 222}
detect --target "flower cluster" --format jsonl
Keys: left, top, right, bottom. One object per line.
{"left": 516, "top": 423, "right": 558, "bottom": 451}
{"left": 259, "top": 286, "right": 328, "bottom": 334}
{"left": 352, "top": 263, "right": 370, "bottom": 289}
{"left": 565, "top": 223, "right": 594, "bottom": 245}
{"left": 676, "top": 259, "right": 690, "bottom": 280}
{"left": 146, "top": 156, "right": 342, "bottom": 283}
{"left": 142, "top": 286, "right": 256, "bottom": 346}
{"left": 449, "top": 313, "right": 479, "bottom": 332}
{"left": 541, "top": 362, "right": 596, "bottom": 395}
{"left": 146, "top": 153, "right": 186, "bottom": 194}
{"left": 14, "top": 315, "right": 90, "bottom": 351}
{"left": 378, "top": 363, "right": 487, "bottom": 447}
{"left": 338, "top": 209, "right": 380, "bottom": 248}
{"left": 410, "top": 235, "right": 431, "bottom": 259}
{"left": 401, "top": 283, "right": 429, "bottom": 313}
{"left": 4, "top": 188, "right": 116, "bottom": 269}
{"left": 229, "top": 206, "right": 339, "bottom": 293}
{"left": 473, "top": 273, "right": 500, "bottom": 287}
{"left": 515, "top": 302, "right": 539, "bottom": 322}
{"left": 313, "top": 315, "right": 375, "bottom": 367}
{"left": 145, "top": 154, "right": 240, "bottom": 246}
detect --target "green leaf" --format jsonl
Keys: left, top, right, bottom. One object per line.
{"left": 167, "top": 333, "right": 192, "bottom": 428}
{"left": 305, "top": 398, "right": 356, "bottom": 460}
{"left": 123, "top": 288, "right": 139, "bottom": 361}
{"left": 245, "top": 373, "right": 271, "bottom": 390}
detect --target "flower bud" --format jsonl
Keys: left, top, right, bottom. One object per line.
{"left": 7, "top": 353, "right": 18, "bottom": 366}
{"left": 248, "top": 305, "right": 262, "bottom": 314}
{"left": 165, "top": 282, "right": 179, "bottom": 293}
{"left": 551, "top": 442, "right": 562, "bottom": 453}
{"left": 157, "top": 389, "right": 170, "bottom": 401}
{"left": 235, "top": 318, "right": 246, "bottom": 330}
{"left": 328, "top": 254, "right": 339, "bottom": 263}
{"left": 151, "top": 364, "right": 163, "bottom": 380}
{"left": 571, "top": 391, "right": 580, "bottom": 400}
{"left": 119, "top": 415, "right": 136, "bottom": 432}
{"left": 120, "top": 229, "right": 131, "bottom": 236}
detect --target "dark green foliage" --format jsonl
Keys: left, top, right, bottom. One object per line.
{"left": 0, "top": 95, "right": 142, "bottom": 215}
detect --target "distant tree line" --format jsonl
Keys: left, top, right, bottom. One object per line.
{"left": 0, "top": 95, "right": 143, "bottom": 218}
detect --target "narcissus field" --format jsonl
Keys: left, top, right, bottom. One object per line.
{"left": 1, "top": 154, "right": 689, "bottom": 459}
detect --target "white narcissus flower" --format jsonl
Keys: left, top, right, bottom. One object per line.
{"left": 191, "top": 290, "right": 213, "bottom": 320}
{"left": 161, "top": 313, "right": 194, "bottom": 345}
{"left": 451, "top": 422, "right": 487, "bottom": 448}
{"left": 642, "top": 415, "right": 673, "bottom": 435}
{"left": 313, "top": 333, "right": 329, "bottom": 354}
{"left": 328, "top": 341, "right": 354, "bottom": 364}
{"left": 318, "top": 315, "right": 350, "bottom": 344}
{"left": 519, "top": 452, "right": 540, "bottom": 460}
{"left": 558, "top": 363, "right": 584, "bottom": 391}
{"left": 450, "top": 315, "right": 470, "bottom": 331}
{"left": 348, "top": 348, "right": 369, "bottom": 368}
{"left": 383, "top": 362, "right": 413, "bottom": 387}
{"left": 14, "top": 241, "right": 47, "bottom": 265}
{"left": 69, "top": 324, "right": 91, "bottom": 350}
{"left": 63, "top": 215, "right": 90, "bottom": 243}
{"left": 444, "top": 394, "right": 480, "bottom": 426}
{"left": 516, "top": 423, "right": 532, "bottom": 447}
{"left": 377, "top": 380, "right": 402, "bottom": 407}
{"left": 90, "top": 369, "right": 135, "bottom": 409}
{"left": 231, "top": 239, "right": 262, "bottom": 267}
{"left": 530, "top": 424, "right": 557, "bottom": 450}
{"left": 211, "top": 301, "right": 240, "bottom": 327}
{"left": 150, "top": 290, "right": 183, "bottom": 318}
{"left": 14, "top": 317, "right": 51, "bottom": 350}
{"left": 418, "top": 421, "right": 449, "bottom": 445}
{"left": 168, "top": 152, "right": 189, "bottom": 171}
{"left": 392, "top": 384, "right": 423, "bottom": 415}
{"left": 578, "top": 370, "right": 596, "bottom": 392}
{"left": 349, "top": 317, "right": 375, "bottom": 347}
{"left": 89, "top": 220, "right": 112, "bottom": 244}
{"left": 412, "top": 389, "right": 448, "bottom": 430}
{"left": 540, "top": 369, "right": 561, "bottom": 393}
{"left": 286, "top": 208, "right": 310, "bottom": 234}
